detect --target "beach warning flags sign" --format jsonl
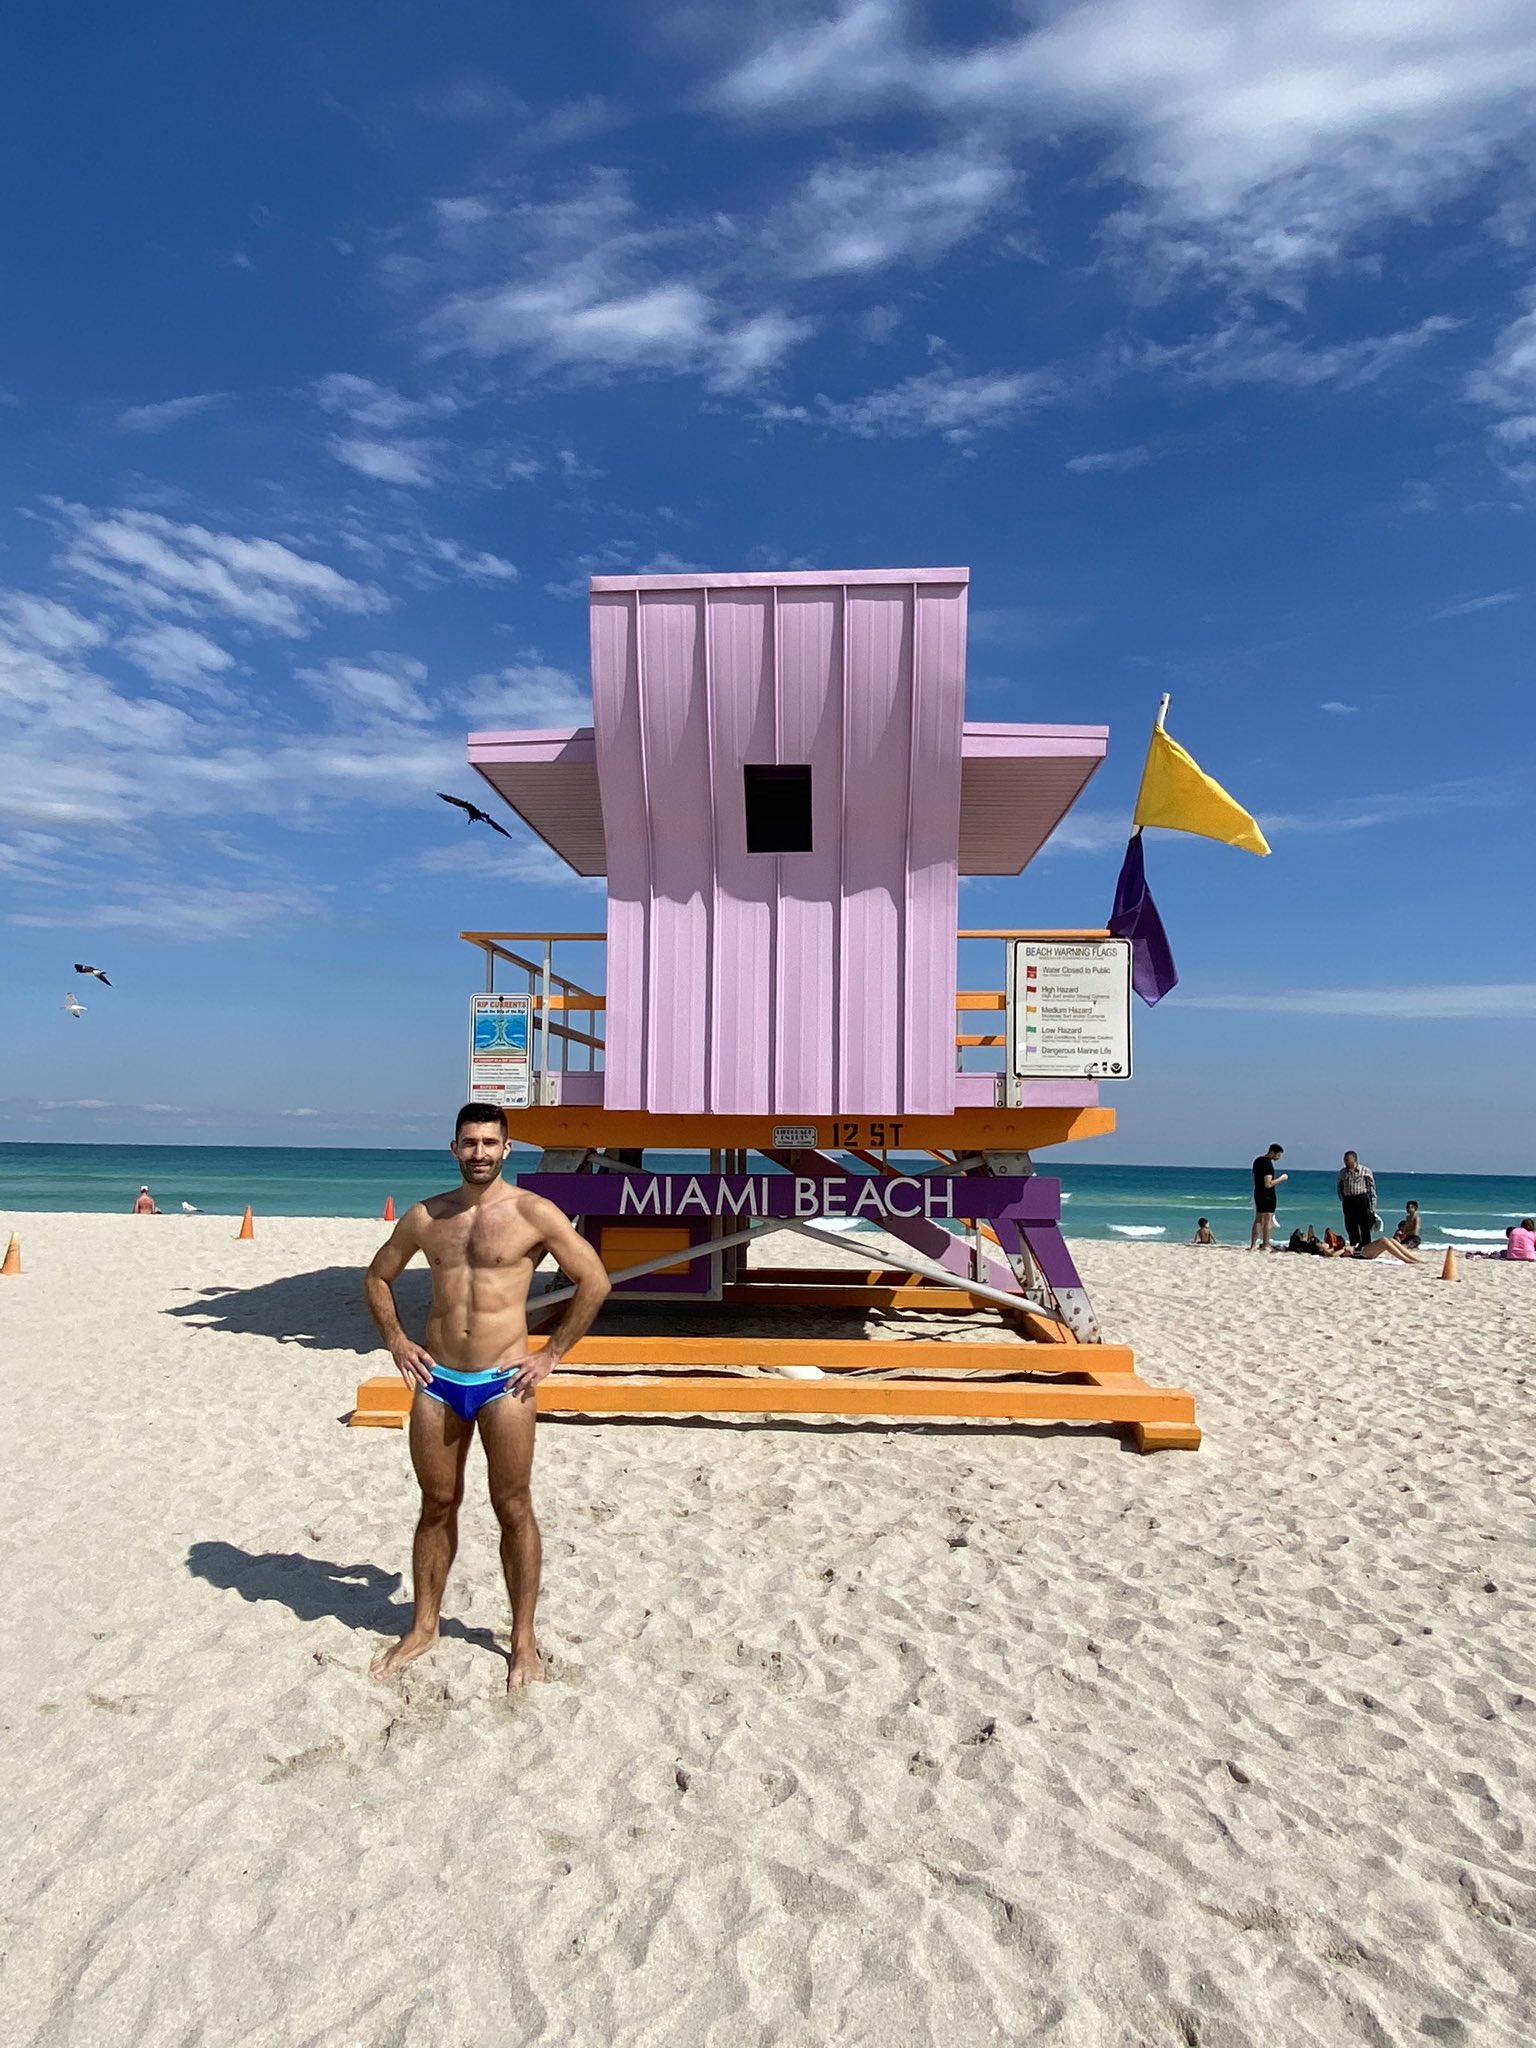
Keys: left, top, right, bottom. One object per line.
{"left": 1110, "top": 696, "right": 1268, "bottom": 1006}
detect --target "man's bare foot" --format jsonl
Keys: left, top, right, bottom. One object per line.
{"left": 507, "top": 1641, "right": 544, "bottom": 1690}
{"left": 369, "top": 1629, "right": 437, "bottom": 1682}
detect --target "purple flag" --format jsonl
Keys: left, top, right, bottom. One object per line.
{"left": 1108, "top": 832, "right": 1178, "bottom": 1006}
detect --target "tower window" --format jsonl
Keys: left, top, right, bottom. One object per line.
{"left": 743, "top": 764, "right": 813, "bottom": 854}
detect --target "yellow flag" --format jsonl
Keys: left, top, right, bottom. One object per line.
{"left": 1132, "top": 725, "right": 1270, "bottom": 855}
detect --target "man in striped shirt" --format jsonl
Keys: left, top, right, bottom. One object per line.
{"left": 1337, "top": 1152, "right": 1377, "bottom": 1249}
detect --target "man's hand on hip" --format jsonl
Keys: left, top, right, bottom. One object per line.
{"left": 389, "top": 1339, "right": 435, "bottom": 1389}
{"left": 509, "top": 1351, "right": 555, "bottom": 1401}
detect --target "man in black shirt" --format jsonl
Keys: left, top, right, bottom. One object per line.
{"left": 1249, "top": 1143, "right": 1288, "bottom": 1251}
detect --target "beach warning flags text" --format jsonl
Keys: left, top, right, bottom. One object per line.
{"left": 1109, "top": 699, "right": 1268, "bottom": 1006}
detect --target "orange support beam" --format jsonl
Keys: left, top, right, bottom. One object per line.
{"left": 493, "top": 1105, "right": 1115, "bottom": 1151}
{"left": 349, "top": 1371, "right": 1197, "bottom": 1445}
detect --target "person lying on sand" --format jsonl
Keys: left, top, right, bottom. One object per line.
{"left": 364, "top": 1101, "right": 610, "bottom": 1690}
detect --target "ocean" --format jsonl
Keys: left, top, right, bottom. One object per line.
{"left": 2, "top": 1142, "right": 1530, "bottom": 1250}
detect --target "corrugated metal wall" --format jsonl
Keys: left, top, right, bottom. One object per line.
{"left": 590, "top": 574, "right": 967, "bottom": 1116}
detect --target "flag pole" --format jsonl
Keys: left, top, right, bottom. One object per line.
{"left": 1133, "top": 695, "right": 1171, "bottom": 838}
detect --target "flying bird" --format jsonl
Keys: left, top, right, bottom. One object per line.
{"left": 436, "top": 792, "right": 512, "bottom": 839}
{"left": 74, "top": 964, "right": 112, "bottom": 985}
{"left": 64, "top": 993, "right": 86, "bottom": 1019}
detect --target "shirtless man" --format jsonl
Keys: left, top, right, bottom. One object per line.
{"left": 364, "top": 1102, "right": 610, "bottom": 1689}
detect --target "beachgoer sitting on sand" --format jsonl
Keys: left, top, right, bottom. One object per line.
{"left": 1505, "top": 1219, "right": 1536, "bottom": 1262}
{"left": 364, "top": 1101, "right": 610, "bottom": 1691}
{"left": 1349, "top": 1235, "right": 1420, "bottom": 1264}
{"left": 1192, "top": 1218, "right": 1216, "bottom": 1245}
{"left": 132, "top": 1186, "right": 159, "bottom": 1215}
{"left": 1393, "top": 1202, "right": 1421, "bottom": 1249}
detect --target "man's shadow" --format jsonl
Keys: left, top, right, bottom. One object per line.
{"left": 186, "top": 1539, "right": 502, "bottom": 1654}
{"left": 164, "top": 1267, "right": 434, "bottom": 1354}
{"left": 164, "top": 1265, "right": 565, "bottom": 1354}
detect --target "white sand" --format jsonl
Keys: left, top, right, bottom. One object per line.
{"left": 1, "top": 1215, "right": 1532, "bottom": 2047}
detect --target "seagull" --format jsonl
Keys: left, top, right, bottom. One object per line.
{"left": 437, "top": 792, "right": 512, "bottom": 839}
{"left": 74, "top": 964, "right": 112, "bottom": 985}
{"left": 182, "top": 1201, "right": 200, "bottom": 1215}
{"left": 64, "top": 993, "right": 86, "bottom": 1019}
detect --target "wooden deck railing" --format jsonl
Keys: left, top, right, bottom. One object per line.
{"left": 460, "top": 927, "right": 1112, "bottom": 1077}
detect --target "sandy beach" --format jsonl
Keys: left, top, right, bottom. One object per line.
{"left": 1, "top": 1213, "right": 1532, "bottom": 2047}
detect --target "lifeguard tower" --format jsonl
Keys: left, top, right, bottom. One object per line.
{"left": 353, "top": 569, "right": 1199, "bottom": 1450}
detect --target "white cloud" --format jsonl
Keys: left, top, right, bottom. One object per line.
{"left": 1182, "top": 984, "right": 1536, "bottom": 1019}
{"left": 0, "top": 592, "right": 104, "bottom": 653}
{"left": 297, "top": 653, "right": 433, "bottom": 724}
{"left": 1066, "top": 445, "right": 1153, "bottom": 474}
{"left": 327, "top": 434, "right": 438, "bottom": 486}
{"left": 418, "top": 168, "right": 813, "bottom": 391}
{"left": 312, "top": 373, "right": 461, "bottom": 431}
{"left": 119, "top": 622, "right": 236, "bottom": 688}
{"left": 116, "top": 392, "right": 230, "bottom": 433}
{"left": 0, "top": 611, "right": 463, "bottom": 838}
{"left": 774, "top": 145, "right": 1014, "bottom": 276}
{"left": 1139, "top": 316, "right": 1459, "bottom": 390}
{"left": 460, "top": 660, "right": 590, "bottom": 728}
{"left": 9, "top": 878, "right": 323, "bottom": 940}
{"left": 1466, "top": 300, "right": 1536, "bottom": 474}
{"left": 313, "top": 376, "right": 463, "bottom": 486}
{"left": 417, "top": 836, "right": 602, "bottom": 890}
{"left": 1319, "top": 700, "right": 1356, "bottom": 714}
{"left": 60, "top": 506, "right": 387, "bottom": 636}
{"left": 766, "top": 364, "right": 1059, "bottom": 441}
{"left": 422, "top": 537, "right": 517, "bottom": 583}
{"left": 712, "top": 1, "right": 1536, "bottom": 285}
{"left": 1429, "top": 591, "right": 1519, "bottom": 619}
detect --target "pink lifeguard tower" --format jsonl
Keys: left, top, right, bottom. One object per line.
{"left": 352, "top": 568, "right": 1199, "bottom": 1450}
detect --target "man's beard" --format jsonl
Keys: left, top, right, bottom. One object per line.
{"left": 461, "top": 1158, "right": 503, "bottom": 1183}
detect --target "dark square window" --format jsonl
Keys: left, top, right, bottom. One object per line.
{"left": 743, "top": 764, "right": 813, "bottom": 854}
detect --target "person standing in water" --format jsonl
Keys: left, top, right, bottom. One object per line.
{"left": 364, "top": 1102, "right": 610, "bottom": 1689}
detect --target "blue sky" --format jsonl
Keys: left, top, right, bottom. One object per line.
{"left": 3, "top": 0, "right": 1534, "bottom": 1172}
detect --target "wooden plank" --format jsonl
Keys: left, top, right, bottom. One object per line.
{"left": 539, "top": 1334, "right": 1138, "bottom": 1372}
{"left": 494, "top": 1106, "right": 1116, "bottom": 1149}
{"left": 540, "top": 1376, "right": 1194, "bottom": 1423}
{"left": 460, "top": 931, "right": 606, "bottom": 943}
{"left": 349, "top": 1365, "right": 1195, "bottom": 1434}
{"left": 955, "top": 1033, "right": 1006, "bottom": 1048}
{"left": 723, "top": 1282, "right": 984, "bottom": 1312}
{"left": 742, "top": 1265, "right": 938, "bottom": 1286}
{"left": 955, "top": 991, "right": 1006, "bottom": 1009}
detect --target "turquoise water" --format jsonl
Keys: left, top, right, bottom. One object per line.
{"left": 1, "top": 1142, "right": 1530, "bottom": 1249}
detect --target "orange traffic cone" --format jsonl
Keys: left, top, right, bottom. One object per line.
{"left": 383, "top": 1196, "right": 395, "bottom": 1222}
{"left": 1440, "top": 1247, "right": 1459, "bottom": 1282}
{"left": 236, "top": 1206, "right": 255, "bottom": 1241}
{"left": 1, "top": 1232, "right": 20, "bottom": 1276}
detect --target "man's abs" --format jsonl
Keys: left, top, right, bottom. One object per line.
{"left": 425, "top": 1268, "right": 535, "bottom": 1372}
